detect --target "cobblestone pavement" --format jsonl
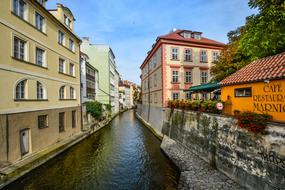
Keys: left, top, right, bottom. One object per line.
{"left": 161, "top": 136, "right": 245, "bottom": 190}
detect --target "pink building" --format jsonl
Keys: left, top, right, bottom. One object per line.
{"left": 140, "top": 29, "right": 225, "bottom": 107}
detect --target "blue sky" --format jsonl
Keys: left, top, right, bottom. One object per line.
{"left": 47, "top": 0, "right": 257, "bottom": 84}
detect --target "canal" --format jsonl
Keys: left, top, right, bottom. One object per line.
{"left": 5, "top": 110, "right": 178, "bottom": 190}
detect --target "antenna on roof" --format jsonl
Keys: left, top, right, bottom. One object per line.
{"left": 171, "top": 27, "right": 177, "bottom": 32}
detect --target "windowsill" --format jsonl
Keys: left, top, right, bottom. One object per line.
{"left": 12, "top": 57, "right": 48, "bottom": 70}
{"left": 38, "top": 126, "right": 49, "bottom": 129}
{"left": 170, "top": 59, "right": 180, "bottom": 61}
{"left": 58, "top": 42, "right": 75, "bottom": 54}
{"left": 14, "top": 99, "right": 48, "bottom": 102}
{"left": 184, "top": 60, "right": 193, "bottom": 62}
{"left": 171, "top": 82, "right": 180, "bottom": 84}
{"left": 11, "top": 11, "right": 47, "bottom": 36}
{"left": 58, "top": 71, "right": 76, "bottom": 78}
{"left": 59, "top": 99, "right": 77, "bottom": 101}
{"left": 200, "top": 61, "right": 208, "bottom": 63}
{"left": 184, "top": 82, "right": 193, "bottom": 84}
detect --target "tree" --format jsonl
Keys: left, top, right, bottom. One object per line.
{"left": 211, "top": 0, "right": 285, "bottom": 81}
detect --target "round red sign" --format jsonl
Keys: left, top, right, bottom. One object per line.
{"left": 216, "top": 102, "right": 223, "bottom": 110}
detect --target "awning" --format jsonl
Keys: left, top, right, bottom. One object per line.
{"left": 185, "top": 82, "right": 220, "bottom": 93}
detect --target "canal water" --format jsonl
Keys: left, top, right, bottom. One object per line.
{"left": 5, "top": 110, "right": 178, "bottom": 190}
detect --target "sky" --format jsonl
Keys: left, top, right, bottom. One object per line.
{"left": 47, "top": 0, "right": 257, "bottom": 84}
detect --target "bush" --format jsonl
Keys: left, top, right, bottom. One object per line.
{"left": 104, "top": 104, "right": 112, "bottom": 111}
{"left": 237, "top": 111, "right": 272, "bottom": 134}
{"left": 86, "top": 101, "right": 103, "bottom": 120}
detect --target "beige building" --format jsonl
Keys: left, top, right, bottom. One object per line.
{"left": 0, "top": 1, "right": 81, "bottom": 164}
{"left": 140, "top": 29, "right": 225, "bottom": 107}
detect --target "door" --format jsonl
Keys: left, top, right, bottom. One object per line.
{"left": 20, "top": 129, "right": 30, "bottom": 155}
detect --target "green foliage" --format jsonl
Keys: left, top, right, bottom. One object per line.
{"left": 211, "top": 0, "right": 285, "bottom": 81}
{"left": 237, "top": 111, "right": 272, "bottom": 134}
{"left": 104, "top": 104, "right": 112, "bottom": 111}
{"left": 86, "top": 101, "right": 103, "bottom": 119}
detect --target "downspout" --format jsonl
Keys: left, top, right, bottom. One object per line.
{"left": 6, "top": 114, "right": 9, "bottom": 161}
{"left": 79, "top": 49, "right": 84, "bottom": 131}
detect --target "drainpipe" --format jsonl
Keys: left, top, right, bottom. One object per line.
{"left": 6, "top": 114, "right": 9, "bottom": 161}
{"left": 79, "top": 49, "right": 84, "bottom": 131}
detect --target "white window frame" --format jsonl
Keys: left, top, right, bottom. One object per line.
{"left": 172, "top": 92, "right": 179, "bottom": 100}
{"left": 37, "top": 81, "right": 46, "bottom": 99}
{"left": 185, "top": 49, "right": 192, "bottom": 62}
{"left": 59, "top": 86, "right": 65, "bottom": 99}
{"left": 59, "top": 58, "right": 65, "bottom": 73}
{"left": 200, "top": 50, "right": 207, "bottom": 63}
{"left": 172, "top": 70, "right": 179, "bottom": 83}
{"left": 70, "top": 87, "right": 75, "bottom": 99}
{"left": 171, "top": 48, "right": 178, "bottom": 60}
{"left": 58, "top": 31, "right": 65, "bottom": 45}
{"left": 185, "top": 71, "right": 192, "bottom": 83}
{"left": 69, "top": 63, "right": 75, "bottom": 76}
{"left": 15, "top": 79, "right": 27, "bottom": 99}
{"left": 13, "top": 36, "right": 27, "bottom": 61}
{"left": 69, "top": 39, "right": 74, "bottom": 51}
{"left": 13, "top": 0, "right": 27, "bottom": 20}
{"left": 212, "top": 51, "right": 219, "bottom": 62}
{"left": 36, "top": 47, "right": 45, "bottom": 66}
{"left": 201, "top": 71, "right": 208, "bottom": 84}
{"left": 35, "top": 11, "right": 45, "bottom": 32}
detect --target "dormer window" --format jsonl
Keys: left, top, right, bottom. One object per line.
{"left": 64, "top": 15, "right": 71, "bottom": 28}
{"left": 182, "top": 32, "right": 191, "bottom": 38}
{"left": 194, "top": 33, "right": 201, "bottom": 40}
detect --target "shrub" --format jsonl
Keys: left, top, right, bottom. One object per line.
{"left": 104, "top": 104, "right": 112, "bottom": 111}
{"left": 86, "top": 101, "right": 103, "bottom": 120}
{"left": 237, "top": 111, "right": 272, "bottom": 134}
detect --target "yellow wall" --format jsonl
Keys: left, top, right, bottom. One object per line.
{"left": 0, "top": 0, "right": 80, "bottom": 113}
{"left": 221, "top": 80, "right": 285, "bottom": 122}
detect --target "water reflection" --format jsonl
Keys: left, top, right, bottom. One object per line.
{"left": 5, "top": 110, "right": 178, "bottom": 190}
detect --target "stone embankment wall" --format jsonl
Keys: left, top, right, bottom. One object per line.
{"left": 136, "top": 105, "right": 285, "bottom": 190}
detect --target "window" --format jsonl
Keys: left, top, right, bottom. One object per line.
{"left": 36, "top": 47, "right": 45, "bottom": 66}
{"left": 185, "top": 71, "right": 192, "bottom": 83}
{"left": 59, "top": 86, "right": 65, "bottom": 99}
{"left": 69, "top": 63, "right": 74, "bottom": 76}
{"left": 59, "top": 58, "right": 65, "bottom": 73}
{"left": 58, "top": 31, "right": 64, "bottom": 45}
{"left": 72, "top": 111, "right": 76, "bottom": 128}
{"left": 59, "top": 112, "right": 65, "bottom": 132}
{"left": 200, "top": 50, "right": 207, "bottom": 63}
{"left": 183, "top": 32, "right": 191, "bottom": 38}
{"left": 153, "top": 54, "right": 157, "bottom": 68}
{"left": 172, "top": 70, "right": 179, "bottom": 83}
{"left": 235, "top": 88, "right": 252, "bottom": 97}
{"left": 37, "top": 81, "right": 44, "bottom": 99}
{"left": 13, "top": 0, "right": 26, "bottom": 19}
{"left": 185, "top": 49, "right": 192, "bottom": 61}
{"left": 64, "top": 15, "right": 71, "bottom": 28}
{"left": 70, "top": 87, "right": 75, "bottom": 99}
{"left": 194, "top": 33, "right": 201, "bottom": 39}
{"left": 212, "top": 52, "right": 219, "bottom": 62}
{"left": 35, "top": 12, "right": 44, "bottom": 32}
{"left": 201, "top": 71, "right": 208, "bottom": 84}
{"left": 69, "top": 39, "right": 74, "bottom": 51}
{"left": 171, "top": 48, "right": 178, "bottom": 60}
{"left": 13, "top": 37, "right": 26, "bottom": 60}
{"left": 172, "top": 93, "right": 179, "bottom": 100}
{"left": 15, "top": 80, "right": 26, "bottom": 99}
{"left": 186, "top": 92, "right": 192, "bottom": 100}
{"left": 154, "top": 74, "right": 157, "bottom": 87}
{"left": 38, "top": 115, "right": 48, "bottom": 129}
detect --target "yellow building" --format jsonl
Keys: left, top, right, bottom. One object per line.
{"left": 221, "top": 52, "right": 285, "bottom": 123}
{"left": 0, "top": 0, "right": 81, "bottom": 164}
{"left": 140, "top": 29, "right": 225, "bottom": 107}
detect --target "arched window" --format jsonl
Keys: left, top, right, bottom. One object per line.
{"left": 37, "top": 81, "right": 44, "bottom": 99}
{"left": 15, "top": 79, "right": 27, "bottom": 99}
{"left": 70, "top": 87, "right": 75, "bottom": 99}
{"left": 59, "top": 86, "right": 65, "bottom": 99}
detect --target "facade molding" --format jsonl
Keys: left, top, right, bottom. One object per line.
{"left": 0, "top": 65, "right": 79, "bottom": 86}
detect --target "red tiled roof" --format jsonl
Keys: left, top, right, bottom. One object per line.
{"left": 159, "top": 29, "right": 225, "bottom": 47}
{"left": 220, "top": 52, "right": 285, "bottom": 86}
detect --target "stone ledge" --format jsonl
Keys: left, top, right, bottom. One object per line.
{"left": 160, "top": 136, "right": 245, "bottom": 190}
